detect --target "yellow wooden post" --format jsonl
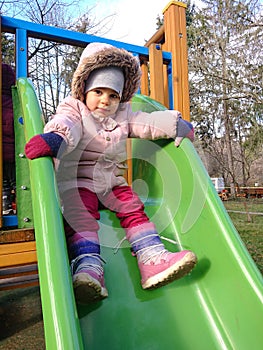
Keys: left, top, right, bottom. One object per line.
{"left": 163, "top": 1, "right": 190, "bottom": 120}
{"left": 140, "top": 60, "right": 149, "bottom": 96}
{"left": 149, "top": 43, "right": 165, "bottom": 105}
{"left": 163, "top": 65, "right": 169, "bottom": 108}
{"left": 126, "top": 139, "right": 132, "bottom": 186}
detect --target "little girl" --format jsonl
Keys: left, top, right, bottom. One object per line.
{"left": 25, "top": 42, "right": 197, "bottom": 304}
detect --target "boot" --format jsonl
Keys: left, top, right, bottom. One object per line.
{"left": 71, "top": 253, "right": 108, "bottom": 303}
{"left": 128, "top": 223, "right": 197, "bottom": 290}
{"left": 136, "top": 246, "right": 197, "bottom": 290}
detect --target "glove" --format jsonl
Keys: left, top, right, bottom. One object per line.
{"left": 25, "top": 132, "right": 65, "bottom": 159}
{"left": 175, "top": 118, "right": 194, "bottom": 147}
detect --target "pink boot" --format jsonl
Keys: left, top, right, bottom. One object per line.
{"left": 137, "top": 249, "right": 197, "bottom": 289}
{"left": 127, "top": 223, "right": 197, "bottom": 290}
{"left": 71, "top": 253, "right": 108, "bottom": 303}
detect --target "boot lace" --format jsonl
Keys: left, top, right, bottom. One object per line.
{"left": 113, "top": 234, "right": 177, "bottom": 264}
{"left": 135, "top": 243, "right": 170, "bottom": 265}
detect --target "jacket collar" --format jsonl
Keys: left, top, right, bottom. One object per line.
{"left": 91, "top": 113, "right": 118, "bottom": 131}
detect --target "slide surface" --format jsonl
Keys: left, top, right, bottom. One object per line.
{"left": 15, "top": 79, "right": 263, "bottom": 349}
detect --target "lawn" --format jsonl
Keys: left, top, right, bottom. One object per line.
{"left": 223, "top": 198, "right": 263, "bottom": 275}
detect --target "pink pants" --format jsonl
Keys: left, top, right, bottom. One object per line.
{"left": 61, "top": 186, "right": 150, "bottom": 256}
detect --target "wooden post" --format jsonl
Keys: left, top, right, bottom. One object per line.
{"left": 140, "top": 60, "right": 149, "bottom": 96}
{"left": 163, "top": 1, "right": 190, "bottom": 120}
{"left": 163, "top": 65, "right": 169, "bottom": 108}
{"left": 149, "top": 43, "right": 165, "bottom": 105}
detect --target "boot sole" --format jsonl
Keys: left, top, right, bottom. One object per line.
{"left": 73, "top": 272, "right": 108, "bottom": 304}
{"left": 142, "top": 252, "right": 197, "bottom": 290}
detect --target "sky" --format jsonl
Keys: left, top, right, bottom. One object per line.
{"left": 85, "top": 0, "right": 190, "bottom": 46}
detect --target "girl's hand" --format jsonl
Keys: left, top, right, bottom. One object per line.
{"left": 175, "top": 118, "right": 194, "bottom": 147}
{"left": 25, "top": 132, "right": 64, "bottom": 159}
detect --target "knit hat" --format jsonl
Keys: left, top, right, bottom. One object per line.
{"left": 72, "top": 42, "right": 141, "bottom": 103}
{"left": 84, "top": 66, "right": 125, "bottom": 97}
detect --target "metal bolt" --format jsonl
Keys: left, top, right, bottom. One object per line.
{"left": 19, "top": 153, "right": 25, "bottom": 158}
{"left": 23, "top": 217, "right": 30, "bottom": 222}
{"left": 21, "top": 185, "right": 27, "bottom": 190}
{"left": 20, "top": 47, "right": 25, "bottom": 51}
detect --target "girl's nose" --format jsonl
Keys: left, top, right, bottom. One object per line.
{"left": 101, "top": 94, "right": 110, "bottom": 105}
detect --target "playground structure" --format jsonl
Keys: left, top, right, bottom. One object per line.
{"left": 0, "top": 1, "right": 190, "bottom": 284}
{"left": 1, "top": 2, "right": 263, "bottom": 349}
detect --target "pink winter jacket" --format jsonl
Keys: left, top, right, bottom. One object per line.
{"left": 44, "top": 96, "right": 181, "bottom": 194}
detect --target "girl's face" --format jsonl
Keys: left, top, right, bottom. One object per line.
{"left": 85, "top": 87, "right": 121, "bottom": 118}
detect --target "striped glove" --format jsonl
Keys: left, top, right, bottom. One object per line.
{"left": 25, "top": 132, "right": 65, "bottom": 159}
{"left": 175, "top": 118, "right": 194, "bottom": 147}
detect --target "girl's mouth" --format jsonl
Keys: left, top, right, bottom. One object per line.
{"left": 97, "top": 108, "right": 110, "bottom": 114}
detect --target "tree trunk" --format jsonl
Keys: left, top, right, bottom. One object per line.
{"left": 221, "top": 47, "right": 236, "bottom": 196}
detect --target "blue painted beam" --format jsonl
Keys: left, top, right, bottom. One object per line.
{"left": 15, "top": 28, "right": 27, "bottom": 78}
{"left": 1, "top": 16, "right": 172, "bottom": 62}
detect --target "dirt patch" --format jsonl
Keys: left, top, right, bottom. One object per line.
{"left": 0, "top": 286, "right": 45, "bottom": 349}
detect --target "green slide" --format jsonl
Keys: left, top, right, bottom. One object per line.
{"left": 14, "top": 78, "right": 263, "bottom": 349}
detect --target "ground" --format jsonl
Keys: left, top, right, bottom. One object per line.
{"left": 0, "top": 286, "right": 45, "bottom": 349}
{"left": 0, "top": 200, "right": 262, "bottom": 349}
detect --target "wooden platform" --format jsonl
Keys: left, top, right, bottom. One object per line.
{"left": 0, "top": 228, "right": 38, "bottom": 290}
{"left": 0, "top": 227, "right": 35, "bottom": 244}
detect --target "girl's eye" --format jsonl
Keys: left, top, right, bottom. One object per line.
{"left": 111, "top": 94, "right": 119, "bottom": 99}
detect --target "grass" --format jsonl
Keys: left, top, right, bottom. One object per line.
{"left": 223, "top": 198, "right": 263, "bottom": 275}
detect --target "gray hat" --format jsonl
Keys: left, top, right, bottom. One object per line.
{"left": 84, "top": 66, "right": 125, "bottom": 97}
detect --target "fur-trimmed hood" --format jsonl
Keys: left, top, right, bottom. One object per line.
{"left": 71, "top": 42, "right": 141, "bottom": 103}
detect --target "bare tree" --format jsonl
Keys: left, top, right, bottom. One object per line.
{"left": 188, "top": 0, "right": 263, "bottom": 191}
{"left": 1, "top": 0, "right": 116, "bottom": 117}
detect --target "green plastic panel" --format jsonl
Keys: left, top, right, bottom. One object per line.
{"left": 79, "top": 95, "right": 263, "bottom": 349}
{"left": 16, "top": 78, "right": 83, "bottom": 350}
{"left": 17, "top": 80, "right": 263, "bottom": 350}
{"left": 12, "top": 86, "right": 33, "bottom": 228}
